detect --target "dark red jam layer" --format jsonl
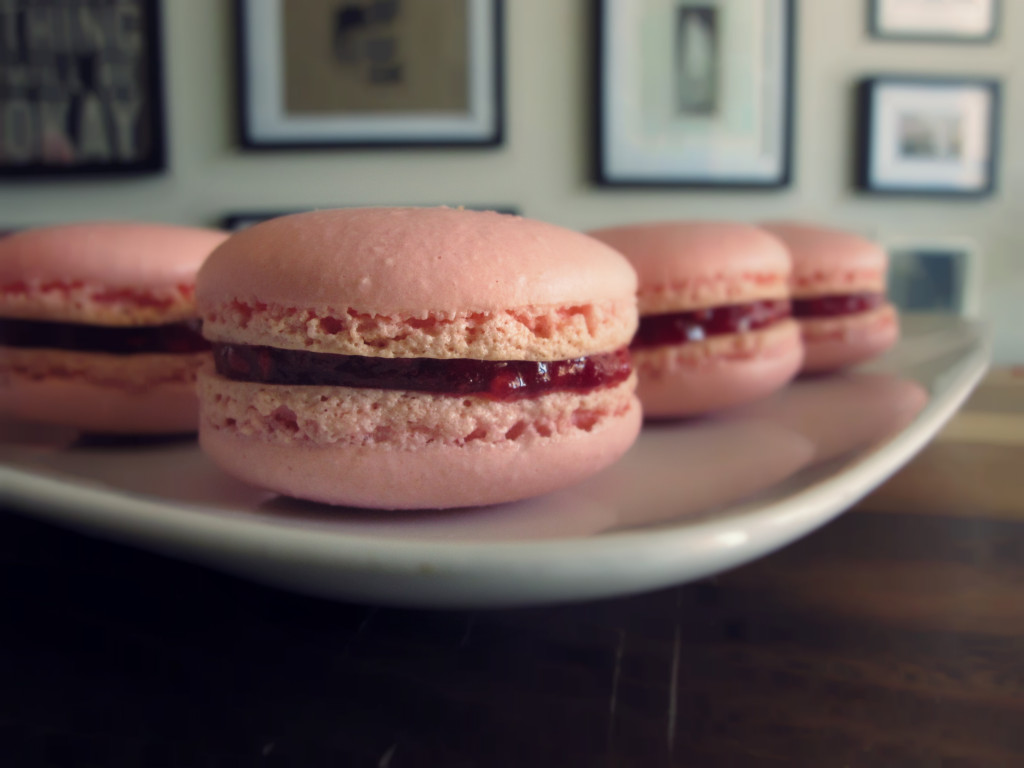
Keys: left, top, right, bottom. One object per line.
{"left": 0, "top": 318, "right": 209, "bottom": 355}
{"left": 631, "top": 299, "right": 791, "bottom": 350}
{"left": 213, "top": 344, "right": 633, "bottom": 401}
{"left": 792, "top": 293, "right": 883, "bottom": 318}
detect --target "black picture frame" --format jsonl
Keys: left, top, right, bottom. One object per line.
{"left": 220, "top": 205, "right": 521, "bottom": 231}
{"left": 235, "top": 0, "right": 504, "bottom": 149}
{"left": 220, "top": 212, "right": 299, "bottom": 231}
{"left": 856, "top": 76, "right": 1000, "bottom": 197}
{"left": 869, "top": 0, "right": 999, "bottom": 42}
{"left": 594, "top": 0, "right": 795, "bottom": 189}
{"left": 0, "top": 0, "right": 166, "bottom": 177}
{"left": 885, "top": 238, "right": 979, "bottom": 316}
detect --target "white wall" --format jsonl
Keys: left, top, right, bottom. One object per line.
{"left": 1, "top": 0, "right": 1021, "bottom": 362}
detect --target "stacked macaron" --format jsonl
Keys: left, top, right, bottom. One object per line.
{"left": 762, "top": 222, "right": 899, "bottom": 372}
{"left": 588, "top": 221, "right": 803, "bottom": 418}
{"left": 195, "top": 207, "right": 642, "bottom": 509}
{"left": 0, "top": 222, "right": 227, "bottom": 433}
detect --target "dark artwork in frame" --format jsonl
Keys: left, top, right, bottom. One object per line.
{"left": 674, "top": 6, "right": 719, "bottom": 116}
{"left": 0, "top": 0, "right": 166, "bottom": 176}
{"left": 886, "top": 243, "right": 976, "bottom": 316}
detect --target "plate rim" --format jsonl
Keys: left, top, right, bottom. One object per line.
{"left": 0, "top": 318, "right": 991, "bottom": 604}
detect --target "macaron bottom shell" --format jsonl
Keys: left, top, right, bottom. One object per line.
{"left": 199, "top": 395, "right": 643, "bottom": 510}
{"left": 800, "top": 304, "right": 899, "bottom": 373}
{"left": 0, "top": 348, "right": 205, "bottom": 433}
{"left": 197, "top": 368, "right": 643, "bottom": 510}
{"left": 633, "top": 319, "right": 803, "bottom": 419}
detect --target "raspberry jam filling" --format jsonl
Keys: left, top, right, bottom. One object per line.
{"left": 792, "top": 293, "right": 884, "bottom": 318}
{"left": 0, "top": 318, "right": 210, "bottom": 354}
{"left": 631, "top": 299, "right": 791, "bottom": 349}
{"left": 213, "top": 344, "right": 633, "bottom": 401}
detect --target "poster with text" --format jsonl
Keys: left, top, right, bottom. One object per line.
{"left": 0, "top": 0, "right": 165, "bottom": 175}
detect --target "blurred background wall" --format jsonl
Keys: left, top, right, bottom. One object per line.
{"left": 0, "top": 0, "right": 1020, "bottom": 362}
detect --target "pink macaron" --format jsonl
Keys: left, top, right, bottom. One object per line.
{"left": 762, "top": 222, "right": 899, "bottom": 373}
{"left": 0, "top": 222, "right": 228, "bottom": 433}
{"left": 195, "top": 207, "right": 642, "bottom": 510}
{"left": 588, "top": 221, "right": 803, "bottom": 419}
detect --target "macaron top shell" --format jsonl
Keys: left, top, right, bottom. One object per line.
{"left": 760, "top": 222, "right": 888, "bottom": 297}
{"left": 587, "top": 221, "right": 791, "bottom": 314}
{"left": 200, "top": 208, "right": 637, "bottom": 314}
{"left": 198, "top": 208, "right": 640, "bottom": 361}
{"left": 0, "top": 222, "right": 228, "bottom": 325}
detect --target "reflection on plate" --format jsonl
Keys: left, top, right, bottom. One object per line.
{"left": 0, "top": 317, "right": 989, "bottom": 607}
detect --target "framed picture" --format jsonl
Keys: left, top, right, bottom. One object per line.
{"left": 0, "top": 0, "right": 166, "bottom": 176}
{"left": 595, "top": 0, "right": 795, "bottom": 188}
{"left": 857, "top": 77, "right": 1000, "bottom": 196}
{"left": 885, "top": 239, "right": 979, "bottom": 316}
{"left": 869, "top": 0, "right": 999, "bottom": 42}
{"left": 221, "top": 205, "right": 520, "bottom": 231}
{"left": 236, "top": 0, "right": 504, "bottom": 148}
{"left": 220, "top": 212, "right": 298, "bottom": 231}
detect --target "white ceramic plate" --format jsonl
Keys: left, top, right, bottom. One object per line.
{"left": 0, "top": 316, "right": 989, "bottom": 608}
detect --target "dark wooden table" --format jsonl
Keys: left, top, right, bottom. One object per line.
{"left": 2, "top": 373, "right": 1023, "bottom": 767}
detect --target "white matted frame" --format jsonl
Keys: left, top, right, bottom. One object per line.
{"left": 857, "top": 77, "right": 1000, "bottom": 197}
{"left": 595, "top": 0, "right": 795, "bottom": 188}
{"left": 236, "top": 0, "right": 503, "bottom": 148}
{"left": 870, "top": 0, "right": 999, "bottom": 42}
{"left": 885, "top": 238, "right": 980, "bottom": 317}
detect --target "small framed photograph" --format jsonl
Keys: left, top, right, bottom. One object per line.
{"left": 857, "top": 77, "right": 1000, "bottom": 196}
{"left": 595, "top": 0, "right": 795, "bottom": 188}
{"left": 870, "top": 0, "right": 999, "bottom": 42}
{"left": 885, "top": 239, "right": 979, "bottom": 316}
{"left": 0, "top": 0, "right": 166, "bottom": 176}
{"left": 236, "top": 0, "right": 504, "bottom": 148}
